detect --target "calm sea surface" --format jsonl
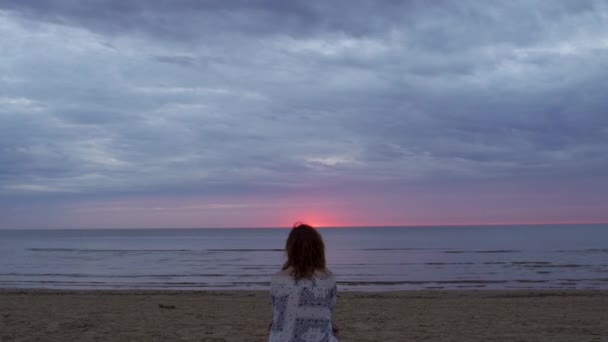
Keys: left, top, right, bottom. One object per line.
{"left": 1, "top": 224, "right": 607, "bottom": 291}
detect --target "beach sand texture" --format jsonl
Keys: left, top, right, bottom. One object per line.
{"left": 1, "top": 289, "right": 606, "bottom": 341}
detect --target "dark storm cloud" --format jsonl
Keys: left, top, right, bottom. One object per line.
{"left": 0, "top": 0, "right": 607, "bottom": 202}
{"left": 0, "top": 0, "right": 407, "bottom": 39}
{"left": 3, "top": 1, "right": 599, "bottom": 44}
{"left": 152, "top": 55, "right": 200, "bottom": 68}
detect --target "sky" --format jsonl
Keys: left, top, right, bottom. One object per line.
{"left": 1, "top": 0, "right": 607, "bottom": 229}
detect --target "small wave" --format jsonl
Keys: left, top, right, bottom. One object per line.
{"left": 425, "top": 262, "right": 474, "bottom": 265}
{"left": 557, "top": 278, "right": 608, "bottom": 282}
{"left": 456, "top": 285, "right": 486, "bottom": 288}
{"left": 444, "top": 250, "right": 520, "bottom": 254}
{"left": 207, "top": 249, "right": 283, "bottom": 252}
{"left": 339, "top": 280, "right": 432, "bottom": 285}
{"left": 338, "top": 279, "right": 510, "bottom": 286}
{"left": 515, "top": 279, "right": 547, "bottom": 283}
{"left": 27, "top": 248, "right": 284, "bottom": 253}
{"left": 28, "top": 248, "right": 192, "bottom": 253}
{"left": 516, "top": 264, "right": 586, "bottom": 268}
{"left": 557, "top": 248, "right": 608, "bottom": 253}
{"left": 0, "top": 280, "right": 271, "bottom": 288}
{"left": 434, "top": 279, "right": 509, "bottom": 284}
{"left": 0, "top": 273, "right": 248, "bottom": 278}
{"left": 358, "top": 248, "right": 451, "bottom": 251}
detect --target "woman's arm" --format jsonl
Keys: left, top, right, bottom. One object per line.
{"left": 329, "top": 283, "right": 337, "bottom": 312}
{"left": 330, "top": 282, "right": 338, "bottom": 335}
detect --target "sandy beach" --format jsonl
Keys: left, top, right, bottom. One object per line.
{"left": 0, "top": 289, "right": 606, "bottom": 341}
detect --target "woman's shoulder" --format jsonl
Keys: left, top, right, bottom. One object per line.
{"left": 271, "top": 268, "right": 335, "bottom": 286}
{"left": 315, "top": 269, "right": 334, "bottom": 279}
{"left": 274, "top": 268, "right": 293, "bottom": 277}
{"left": 271, "top": 268, "right": 293, "bottom": 284}
{"left": 272, "top": 267, "right": 334, "bottom": 278}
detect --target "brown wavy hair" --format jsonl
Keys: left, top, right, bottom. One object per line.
{"left": 282, "top": 223, "right": 327, "bottom": 280}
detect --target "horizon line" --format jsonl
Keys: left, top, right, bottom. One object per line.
{"left": 1, "top": 221, "right": 607, "bottom": 231}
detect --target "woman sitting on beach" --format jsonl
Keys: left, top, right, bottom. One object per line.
{"left": 269, "top": 223, "right": 338, "bottom": 341}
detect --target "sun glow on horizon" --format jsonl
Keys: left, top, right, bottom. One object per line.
{"left": 290, "top": 213, "right": 337, "bottom": 229}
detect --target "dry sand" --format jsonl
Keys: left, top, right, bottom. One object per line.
{"left": 1, "top": 289, "right": 607, "bottom": 341}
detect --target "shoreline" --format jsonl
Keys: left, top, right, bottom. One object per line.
{"left": 2, "top": 280, "right": 607, "bottom": 291}
{"left": 2, "top": 289, "right": 607, "bottom": 341}
{"left": 2, "top": 287, "right": 608, "bottom": 294}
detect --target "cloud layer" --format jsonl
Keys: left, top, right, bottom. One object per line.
{"left": 1, "top": 1, "right": 607, "bottom": 227}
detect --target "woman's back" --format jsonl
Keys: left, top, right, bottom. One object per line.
{"left": 269, "top": 269, "right": 337, "bottom": 342}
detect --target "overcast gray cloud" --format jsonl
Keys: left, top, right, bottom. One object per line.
{"left": 1, "top": 0, "right": 607, "bottom": 209}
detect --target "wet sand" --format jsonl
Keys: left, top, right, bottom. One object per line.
{"left": 1, "top": 289, "right": 607, "bottom": 341}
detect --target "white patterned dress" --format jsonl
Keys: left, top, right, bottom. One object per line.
{"left": 269, "top": 271, "right": 338, "bottom": 342}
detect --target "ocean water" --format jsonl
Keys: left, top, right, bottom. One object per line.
{"left": 0, "top": 224, "right": 607, "bottom": 291}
